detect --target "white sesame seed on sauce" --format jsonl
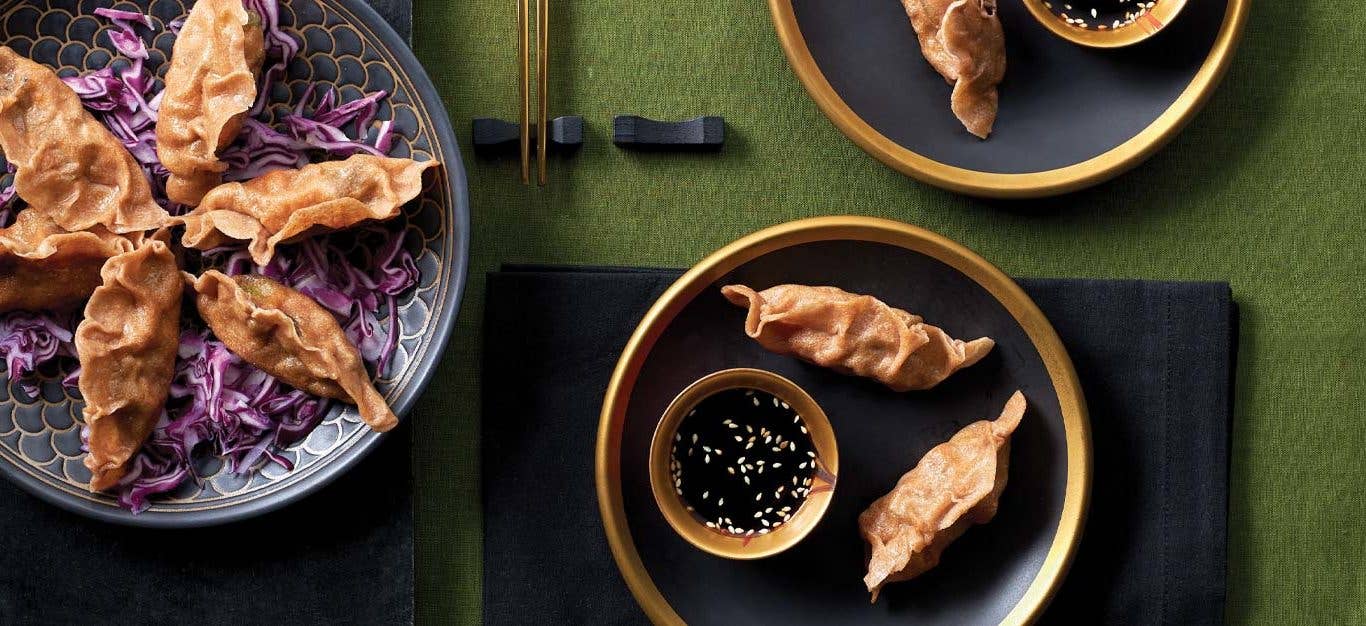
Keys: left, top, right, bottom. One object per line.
{"left": 1091, "top": 8, "right": 1097, "bottom": 17}
{"left": 727, "top": 467, "right": 736, "bottom": 475}
{"left": 772, "top": 463, "right": 782, "bottom": 468}
{"left": 754, "top": 511, "right": 763, "bottom": 518}
{"left": 752, "top": 397, "right": 760, "bottom": 407}
{"left": 755, "top": 493, "right": 762, "bottom": 501}
{"left": 702, "top": 490, "right": 709, "bottom": 499}
{"left": 704, "top": 454, "right": 710, "bottom": 464}
{"left": 744, "top": 476, "right": 751, "bottom": 485}
{"left": 718, "top": 498, "right": 724, "bottom": 506}
{"left": 734, "top": 436, "right": 743, "bottom": 442}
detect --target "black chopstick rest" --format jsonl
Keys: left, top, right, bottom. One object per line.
{"left": 472, "top": 116, "right": 583, "bottom": 153}
{"left": 613, "top": 115, "right": 724, "bottom": 151}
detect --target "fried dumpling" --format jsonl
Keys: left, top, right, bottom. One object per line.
{"left": 192, "top": 270, "right": 397, "bottom": 432}
{"left": 900, "top": 0, "right": 1006, "bottom": 138}
{"left": 721, "top": 284, "right": 994, "bottom": 391}
{"left": 76, "top": 234, "right": 181, "bottom": 492}
{"left": 177, "top": 155, "right": 436, "bottom": 265}
{"left": 156, "top": 0, "right": 265, "bottom": 206}
{"left": 0, "top": 210, "right": 138, "bottom": 312}
{"left": 860, "top": 391, "right": 1025, "bottom": 600}
{"left": 0, "top": 47, "right": 168, "bottom": 233}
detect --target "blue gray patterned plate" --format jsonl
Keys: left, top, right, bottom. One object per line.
{"left": 0, "top": 0, "right": 469, "bottom": 526}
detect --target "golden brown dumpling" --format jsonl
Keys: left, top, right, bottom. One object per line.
{"left": 0, "top": 47, "right": 168, "bottom": 233}
{"left": 177, "top": 155, "right": 436, "bottom": 265}
{"left": 191, "top": 270, "right": 397, "bottom": 432}
{"left": 156, "top": 0, "right": 265, "bottom": 206}
{"left": 941, "top": 0, "right": 1006, "bottom": 138}
{"left": 0, "top": 210, "right": 139, "bottom": 312}
{"left": 76, "top": 234, "right": 181, "bottom": 492}
{"left": 900, "top": 0, "right": 1006, "bottom": 138}
{"left": 860, "top": 391, "right": 1025, "bottom": 600}
{"left": 721, "top": 284, "right": 994, "bottom": 391}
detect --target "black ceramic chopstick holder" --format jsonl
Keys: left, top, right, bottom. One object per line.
{"left": 613, "top": 115, "right": 725, "bottom": 151}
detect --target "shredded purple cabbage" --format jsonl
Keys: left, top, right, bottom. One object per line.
{"left": 0, "top": 312, "right": 76, "bottom": 398}
{"left": 0, "top": 2, "right": 424, "bottom": 513}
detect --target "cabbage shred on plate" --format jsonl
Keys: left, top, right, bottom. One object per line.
{"left": 0, "top": 2, "right": 419, "bottom": 512}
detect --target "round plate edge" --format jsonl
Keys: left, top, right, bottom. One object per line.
{"left": 765, "top": 0, "right": 1250, "bottom": 198}
{"left": 595, "top": 216, "right": 1092, "bottom": 625}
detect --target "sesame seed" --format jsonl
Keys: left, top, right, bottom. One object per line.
{"left": 754, "top": 511, "right": 763, "bottom": 518}
{"left": 727, "top": 467, "right": 736, "bottom": 475}
{"left": 755, "top": 493, "right": 762, "bottom": 501}
{"left": 761, "top": 519, "right": 771, "bottom": 527}
{"left": 744, "top": 476, "right": 751, "bottom": 485}
{"left": 718, "top": 498, "right": 724, "bottom": 506}
{"left": 704, "top": 455, "right": 710, "bottom": 464}
{"left": 702, "top": 491, "right": 709, "bottom": 499}
{"left": 735, "top": 436, "right": 743, "bottom": 442}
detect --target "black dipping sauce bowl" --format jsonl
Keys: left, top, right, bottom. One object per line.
{"left": 649, "top": 368, "right": 839, "bottom": 560}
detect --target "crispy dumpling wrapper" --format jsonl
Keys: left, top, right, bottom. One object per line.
{"left": 0, "top": 47, "right": 168, "bottom": 233}
{"left": 177, "top": 155, "right": 436, "bottom": 265}
{"left": 942, "top": 0, "right": 1006, "bottom": 138}
{"left": 76, "top": 234, "right": 181, "bottom": 492}
{"left": 192, "top": 270, "right": 398, "bottom": 432}
{"left": 900, "top": 0, "right": 1006, "bottom": 138}
{"left": 721, "top": 284, "right": 994, "bottom": 391}
{"left": 860, "top": 391, "right": 1026, "bottom": 601}
{"left": 156, "top": 0, "right": 265, "bottom": 206}
{"left": 0, "top": 210, "right": 139, "bottom": 312}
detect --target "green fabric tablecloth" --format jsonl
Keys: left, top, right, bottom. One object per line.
{"left": 410, "top": 1, "right": 1365, "bottom": 623}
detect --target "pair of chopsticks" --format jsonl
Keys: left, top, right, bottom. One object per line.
{"left": 517, "top": 0, "right": 548, "bottom": 185}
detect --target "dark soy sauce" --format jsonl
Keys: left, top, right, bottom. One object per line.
{"left": 1047, "top": 0, "right": 1157, "bottom": 30}
{"left": 668, "top": 388, "right": 818, "bottom": 537}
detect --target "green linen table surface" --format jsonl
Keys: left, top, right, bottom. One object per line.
{"left": 409, "top": 0, "right": 1365, "bottom": 623}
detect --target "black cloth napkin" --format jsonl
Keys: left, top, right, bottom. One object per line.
{"left": 0, "top": 425, "right": 413, "bottom": 624}
{"left": 483, "top": 266, "right": 1235, "bottom": 625}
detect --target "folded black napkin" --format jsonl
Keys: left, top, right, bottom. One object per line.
{"left": 483, "top": 266, "right": 1234, "bottom": 625}
{"left": 0, "top": 424, "right": 413, "bottom": 624}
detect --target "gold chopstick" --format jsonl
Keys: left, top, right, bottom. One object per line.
{"left": 517, "top": 0, "right": 531, "bottom": 184}
{"left": 536, "top": 0, "right": 549, "bottom": 185}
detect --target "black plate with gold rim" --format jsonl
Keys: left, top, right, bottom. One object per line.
{"left": 597, "top": 217, "right": 1089, "bottom": 624}
{"left": 0, "top": 0, "right": 468, "bottom": 526}
{"left": 768, "top": 0, "right": 1248, "bottom": 197}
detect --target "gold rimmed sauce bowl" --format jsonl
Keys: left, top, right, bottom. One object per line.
{"left": 648, "top": 368, "right": 838, "bottom": 560}
{"left": 1022, "top": 0, "right": 1190, "bottom": 48}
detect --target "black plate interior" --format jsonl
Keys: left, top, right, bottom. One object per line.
{"left": 620, "top": 240, "right": 1070, "bottom": 624}
{"left": 791, "top": 0, "right": 1226, "bottom": 173}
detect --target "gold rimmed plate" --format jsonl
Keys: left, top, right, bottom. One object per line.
{"left": 597, "top": 217, "right": 1090, "bottom": 624}
{"left": 767, "top": 0, "right": 1248, "bottom": 197}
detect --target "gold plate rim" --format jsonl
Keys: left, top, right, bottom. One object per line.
{"left": 765, "top": 0, "right": 1249, "bottom": 198}
{"left": 595, "top": 216, "right": 1093, "bottom": 625}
